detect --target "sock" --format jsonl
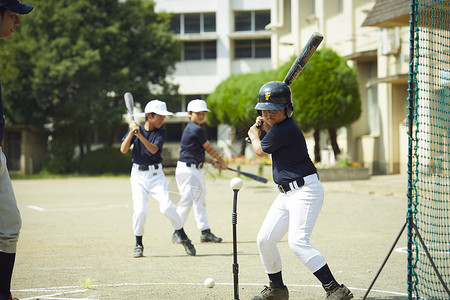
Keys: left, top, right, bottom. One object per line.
{"left": 313, "top": 264, "right": 340, "bottom": 287}
{"left": 0, "top": 252, "right": 16, "bottom": 300}
{"left": 136, "top": 236, "right": 143, "bottom": 246}
{"left": 175, "top": 228, "right": 188, "bottom": 240}
{"left": 202, "top": 229, "right": 210, "bottom": 235}
{"left": 268, "top": 271, "right": 285, "bottom": 289}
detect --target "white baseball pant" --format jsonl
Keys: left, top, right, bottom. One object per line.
{"left": 175, "top": 161, "right": 209, "bottom": 231}
{"left": 130, "top": 163, "right": 183, "bottom": 236}
{"left": 0, "top": 148, "right": 21, "bottom": 254}
{"left": 256, "top": 173, "right": 327, "bottom": 274}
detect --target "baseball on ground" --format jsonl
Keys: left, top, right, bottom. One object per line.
{"left": 204, "top": 277, "right": 215, "bottom": 288}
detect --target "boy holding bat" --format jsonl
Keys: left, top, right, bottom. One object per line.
{"left": 172, "top": 99, "right": 227, "bottom": 245}
{"left": 0, "top": 1, "right": 33, "bottom": 300}
{"left": 120, "top": 100, "right": 196, "bottom": 257}
{"left": 247, "top": 81, "right": 353, "bottom": 300}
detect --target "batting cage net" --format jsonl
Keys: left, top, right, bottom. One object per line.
{"left": 408, "top": 0, "right": 450, "bottom": 299}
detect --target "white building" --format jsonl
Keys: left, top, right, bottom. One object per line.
{"left": 155, "top": 0, "right": 411, "bottom": 175}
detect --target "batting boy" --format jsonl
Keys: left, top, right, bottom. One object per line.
{"left": 0, "top": 1, "right": 33, "bottom": 300}
{"left": 120, "top": 100, "right": 196, "bottom": 257}
{"left": 172, "top": 99, "right": 227, "bottom": 245}
{"left": 247, "top": 81, "right": 353, "bottom": 300}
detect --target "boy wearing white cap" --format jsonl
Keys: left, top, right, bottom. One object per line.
{"left": 0, "top": 1, "right": 33, "bottom": 300}
{"left": 172, "top": 99, "right": 227, "bottom": 246}
{"left": 121, "top": 100, "right": 196, "bottom": 257}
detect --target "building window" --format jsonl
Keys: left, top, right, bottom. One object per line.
{"left": 254, "top": 11, "right": 271, "bottom": 30}
{"left": 171, "top": 13, "right": 216, "bottom": 34}
{"left": 234, "top": 10, "right": 270, "bottom": 32}
{"left": 367, "top": 61, "right": 380, "bottom": 135}
{"left": 183, "top": 41, "right": 217, "bottom": 60}
{"left": 336, "top": 0, "right": 343, "bottom": 13}
{"left": 235, "top": 39, "right": 271, "bottom": 59}
{"left": 185, "top": 14, "right": 200, "bottom": 33}
{"left": 309, "top": 0, "right": 316, "bottom": 15}
{"left": 203, "top": 13, "right": 216, "bottom": 32}
{"left": 171, "top": 15, "right": 180, "bottom": 34}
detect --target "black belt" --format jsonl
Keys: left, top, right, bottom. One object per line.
{"left": 186, "top": 162, "right": 204, "bottom": 169}
{"left": 138, "top": 164, "right": 159, "bottom": 171}
{"left": 278, "top": 178, "right": 305, "bottom": 193}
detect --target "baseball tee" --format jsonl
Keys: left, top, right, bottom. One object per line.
{"left": 261, "top": 117, "right": 316, "bottom": 185}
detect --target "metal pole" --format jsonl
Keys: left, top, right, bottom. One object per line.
{"left": 232, "top": 189, "right": 240, "bottom": 300}
{"left": 362, "top": 223, "right": 406, "bottom": 300}
{"left": 407, "top": 0, "right": 417, "bottom": 298}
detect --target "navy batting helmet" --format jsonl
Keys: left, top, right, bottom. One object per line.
{"left": 255, "top": 81, "right": 293, "bottom": 118}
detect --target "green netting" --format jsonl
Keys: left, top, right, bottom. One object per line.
{"left": 409, "top": 0, "right": 450, "bottom": 299}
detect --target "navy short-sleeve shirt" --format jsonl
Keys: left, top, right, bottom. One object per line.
{"left": 178, "top": 121, "right": 207, "bottom": 164}
{"left": 121, "top": 125, "right": 166, "bottom": 165}
{"left": 261, "top": 118, "right": 316, "bottom": 185}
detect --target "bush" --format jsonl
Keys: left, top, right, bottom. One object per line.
{"left": 79, "top": 147, "right": 132, "bottom": 175}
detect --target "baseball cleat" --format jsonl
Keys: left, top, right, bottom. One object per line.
{"left": 201, "top": 230, "right": 222, "bottom": 243}
{"left": 133, "top": 245, "right": 143, "bottom": 258}
{"left": 172, "top": 231, "right": 182, "bottom": 244}
{"left": 251, "top": 281, "right": 289, "bottom": 300}
{"left": 181, "top": 238, "right": 196, "bottom": 256}
{"left": 323, "top": 282, "right": 353, "bottom": 300}
{"left": 9, "top": 292, "right": 19, "bottom": 300}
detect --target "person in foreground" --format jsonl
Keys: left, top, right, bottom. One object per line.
{"left": 120, "top": 100, "right": 196, "bottom": 257}
{"left": 0, "top": 1, "right": 33, "bottom": 300}
{"left": 247, "top": 81, "right": 353, "bottom": 300}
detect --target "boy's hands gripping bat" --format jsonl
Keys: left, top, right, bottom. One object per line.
{"left": 124, "top": 92, "right": 138, "bottom": 134}
{"left": 283, "top": 32, "right": 323, "bottom": 86}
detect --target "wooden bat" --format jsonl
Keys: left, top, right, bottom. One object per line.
{"left": 124, "top": 92, "right": 138, "bottom": 134}
{"left": 283, "top": 32, "right": 323, "bottom": 86}
{"left": 227, "top": 167, "right": 268, "bottom": 184}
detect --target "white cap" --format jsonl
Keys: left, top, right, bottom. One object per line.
{"left": 187, "top": 99, "right": 210, "bottom": 112}
{"left": 144, "top": 100, "right": 173, "bottom": 116}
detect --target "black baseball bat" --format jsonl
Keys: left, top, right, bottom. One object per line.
{"left": 227, "top": 167, "right": 268, "bottom": 184}
{"left": 283, "top": 32, "right": 323, "bottom": 86}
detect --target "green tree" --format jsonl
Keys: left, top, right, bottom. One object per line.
{"left": 278, "top": 48, "right": 361, "bottom": 161}
{"left": 0, "top": 0, "right": 180, "bottom": 173}
{"left": 207, "top": 70, "right": 274, "bottom": 154}
{"left": 208, "top": 48, "right": 360, "bottom": 162}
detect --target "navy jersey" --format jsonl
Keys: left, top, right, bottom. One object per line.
{"left": 122, "top": 125, "right": 166, "bottom": 165}
{"left": 261, "top": 118, "right": 316, "bottom": 185}
{"left": 178, "top": 121, "right": 207, "bottom": 164}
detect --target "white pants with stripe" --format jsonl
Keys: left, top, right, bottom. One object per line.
{"left": 175, "top": 161, "right": 209, "bottom": 231}
{"left": 130, "top": 163, "right": 183, "bottom": 236}
{"left": 256, "top": 173, "right": 327, "bottom": 274}
{"left": 0, "top": 148, "right": 21, "bottom": 253}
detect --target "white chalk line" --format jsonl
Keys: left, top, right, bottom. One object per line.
{"left": 14, "top": 282, "right": 407, "bottom": 299}
{"left": 27, "top": 205, "right": 45, "bottom": 211}
{"left": 395, "top": 246, "right": 450, "bottom": 254}
{"left": 27, "top": 204, "right": 128, "bottom": 212}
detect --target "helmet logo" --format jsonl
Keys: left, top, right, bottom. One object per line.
{"left": 265, "top": 92, "right": 271, "bottom": 101}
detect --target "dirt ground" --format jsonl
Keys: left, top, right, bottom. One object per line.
{"left": 10, "top": 171, "right": 409, "bottom": 300}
